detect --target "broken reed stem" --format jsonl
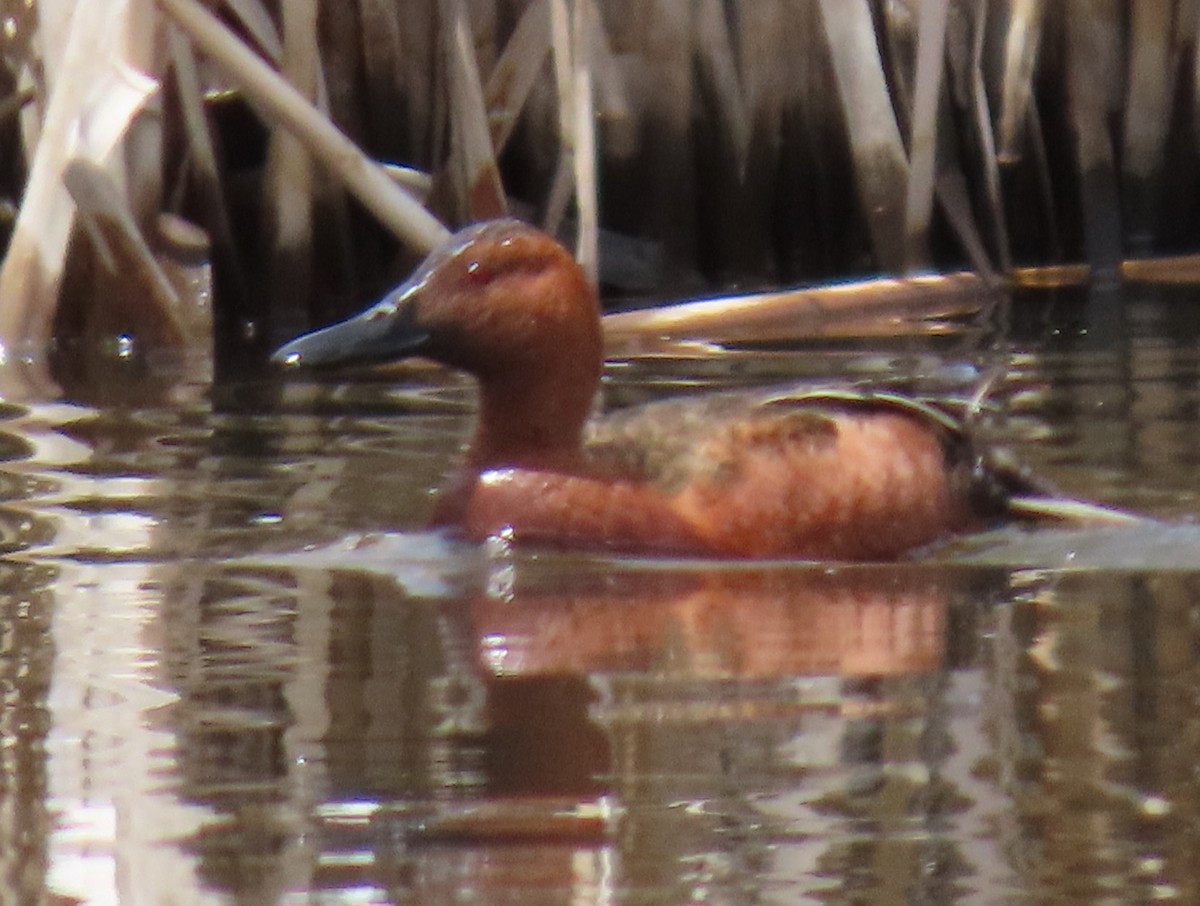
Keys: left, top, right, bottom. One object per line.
{"left": 156, "top": 0, "right": 450, "bottom": 253}
{"left": 601, "top": 272, "right": 994, "bottom": 346}
{"left": 572, "top": 0, "right": 599, "bottom": 285}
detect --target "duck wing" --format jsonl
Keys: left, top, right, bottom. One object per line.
{"left": 585, "top": 385, "right": 1143, "bottom": 529}
{"left": 585, "top": 385, "right": 967, "bottom": 489}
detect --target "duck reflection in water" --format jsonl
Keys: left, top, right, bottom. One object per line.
{"left": 416, "top": 563, "right": 960, "bottom": 855}
{"left": 473, "top": 565, "right": 947, "bottom": 679}
{"left": 274, "top": 218, "right": 1134, "bottom": 560}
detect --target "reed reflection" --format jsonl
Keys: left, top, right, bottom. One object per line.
{"left": 319, "top": 561, "right": 980, "bottom": 902}
{"left": 158, "top": 558, "right": 973, "bottom": 901}
{"left": 44, "top": 552, "right": 1199, "bottom": 905}
{"left": 989, "top": 571, "right": 1200, "bottom": 904}
{"left": 472, "top": 562, "right": 968, "bottom": 903}
{"left": 0, "top": 562, "right": 54, "bottom": 905}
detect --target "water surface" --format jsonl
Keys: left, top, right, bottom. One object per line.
{"left": 2, "top": 286, "right": 1199, "bottom": 904}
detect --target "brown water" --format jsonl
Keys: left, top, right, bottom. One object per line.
{"left": 3, "top": 287, "right": 1200, "bottom": 905}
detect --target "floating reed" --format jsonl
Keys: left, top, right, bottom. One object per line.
{"left": 0, "top": 1, "right": 1196, "bottom": 396}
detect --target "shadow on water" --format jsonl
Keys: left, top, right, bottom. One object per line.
{"left": 0, "top": 284, "right": 1198, "bottom": 903}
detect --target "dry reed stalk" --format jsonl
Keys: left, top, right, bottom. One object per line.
{"left": 480, "top": 0, "right": 608, "bottom": 281}
{"left": 441, "top": 0, "right": 507, "bottom": 219}
{"left": 384, "top": 164, "right": 434, "bottom": 200}
{"left": 925, "top": 9, "right": 996, "bottom": 276}
{"left": 691, "top": 0, "right": 748, "bottom": 279}
{"left": 395, "top": 0, "right": 440, "bottom": 165}
{"left": 356, "top": 0, "right": 403, "bottom": 155}
{"left": 1194, "top": 3, "right": 1200, "bottom": 150}
{"left": 321, "top": 3, "right": 370, "bottom": 147}
{"left": 607, "top": 318, "right": 971, "bottom": 358}
{"left": 263, "top": 0, "right": 319, "bottom": 314}
{"left": 543, "top": 0, "right": 575, "bottom": 235}
{"left": 816, "top": 0, "right": 908, "bottom": 272}
{"left": 995, "top": 0, "right": 1045, "bottom": 161}
{"left": 775, "top": 0, "right": 846, "bottom": 277}
{"left": 1009, "top": 263, "right": 1092, "bottom": 288}
{"left": 694, "top": 0, "right": 748, "bottom": 171}
{"left": 1021, "top": 97, "right": 1064, "bottom": 262}
{"left": 485, "top": 0, "right": 551, "bottom": 154}
{"left": 1121, "top": 254, "right": 1200, "bottom": 283}
{"left": 0, "top": 0, "right": 160, "bottom": 396}
{"left": 4, "top": 0, "right": 1200, "bottom": 396}
{"left": 225, "top": 0, "right": 283, "bottom": 61}
{"left": 600, "top": 272, "right": 993, "bottom": 347}
{"left": 935, "top": 170, "right": 996, "bottom": 279}
{"left": 470, "top": 0, "right": 501, "bottom": 77}
{"left": 571, "top": 0, "right": 599, "bottom": 284}
{"left": 166, "top": 25, "right": 246, "bottom": 303}
{"left": 1010, "top": 253, "right": 1200, "bottom": 287}
{"left": 965, "top": 0, "right": 1011, "bottom": 271}
{"left": 879, "top": 1, "right": 916, "bottom": 123}
{"left": 733, "top": 0, "right": 786, "bottom": 279}
{"left": 635, "top": 0, "right": 697, "bottom": 279}
{"left": 585, "top": 0, "right": 630, "bottom": 139}
{"left": 903, "top": 0, "right": 950, "bottom": 270}
{"left": 1121, "top": 0, "right": 1175, "bottom": 250}
{"left": 1066, "top": 0, "right": 1124, "bottom": 277}
{"left": 64, "top": 160, "right": 179, "bottom": 318}
{"left": 156, "top": 0, "right": 449, "bottom": 253}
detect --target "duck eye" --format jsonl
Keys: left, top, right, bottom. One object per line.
{"left": 465, "top": 259, "right": 492, "bottom": 285}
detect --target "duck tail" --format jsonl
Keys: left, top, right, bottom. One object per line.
{"left": 973, "top": 448, "right": 1147, "bottom": 526}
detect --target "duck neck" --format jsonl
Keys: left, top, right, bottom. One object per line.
{"left": 470, "top": 368, "right": 597, "bottom": 472}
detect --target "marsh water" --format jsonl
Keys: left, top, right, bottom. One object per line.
{"left": 3, "top": 284, "right": 1200, "bottom": 905}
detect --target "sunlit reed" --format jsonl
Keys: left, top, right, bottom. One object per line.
{"left": 0, "top": 1, "right": 1196, "bottom": 396}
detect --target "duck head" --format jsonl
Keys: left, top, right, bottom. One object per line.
{"left": 273, "top": 219, "right": 604, "bottom": 470}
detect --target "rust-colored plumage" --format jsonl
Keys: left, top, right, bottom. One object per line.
{"left": 274, "top": 219, "right": 1020, "bottom": 560}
